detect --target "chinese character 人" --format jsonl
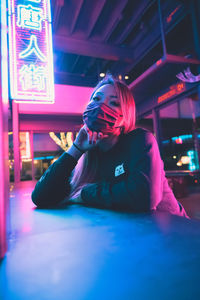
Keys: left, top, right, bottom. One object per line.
{"left": 19, "top": 35, "right": 46, "bottom": 62}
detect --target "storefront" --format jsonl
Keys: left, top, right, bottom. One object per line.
{"left": 136, "top": 81, "right": 200, "bottom": 198}
{"left": 9, "top": 84, "right": 93, "bottom": 182}
{"left": 9, "top": 129, "right": 81, "bottom": 182}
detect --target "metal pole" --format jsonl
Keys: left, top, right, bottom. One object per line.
{"left": 13, "top": 101, "right": 20, "bottom": 183}
{"left": 30, "top": 130, "right": 35, "bottom": 181}
{"left": 152, "top": 108, "right": 163, "bottom": 156}
{"left": 190, "top": 0, "right": 200, "bottom": 59}
{"left": 189, "top": 98, "right": 200, "bottom": 172}
{"left": 157, "top": 0, "right": 167, "bottom": 58}
{"left": 0, "top": 0, "right": 9, "bottom": 259}
{"left": 190, "top": 0, "right": 200, "bottom": 172}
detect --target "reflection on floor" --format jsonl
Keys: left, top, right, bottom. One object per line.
{"left": 0, "top": 180, "right": 200, "bottom": 300}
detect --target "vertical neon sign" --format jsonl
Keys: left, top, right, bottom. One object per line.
{"left": 8, "top": 0, "right": 54, "bottom": 103}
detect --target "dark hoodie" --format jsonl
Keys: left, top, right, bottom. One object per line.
{"left": 32, "top": 128, "right": 188, "bottom": 217}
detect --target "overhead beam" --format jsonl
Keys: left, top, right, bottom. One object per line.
{"left": 87, "top": 0, "right": 107, "bottom": 38}
{"left": 82, "top": 57, "right": 96, "bottom": 76}
{"left": 124, "top": 11, "right": 187, "bottom": 74}
{"left": 103, "top": 0, "right": 129, "bottom": 41}
{"left": 54, "top": 35, "right": 135, "bottom": 63}
{"left": 115, "top": 0, "right": 156, "bottom": 44}
{"left": 54, "top": 71, "right": 98, "bottom": 87}
{"left": 166, "top": 54, "right": 200, "bottom": 64}
{"left": 70, "top": 0, "right": 85, "bottom": 34}
{"left": 53, "top": 0, "right": 64, "bottom": 31}
{"left": 128, "top": 54, "right": 200, "bottom": 90}
{"left": 129, "top": 57, "right": 166, "bottom": 89}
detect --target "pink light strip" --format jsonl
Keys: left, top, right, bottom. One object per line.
{"left": 0, "top": 0, "right": 9, "bottom": 259}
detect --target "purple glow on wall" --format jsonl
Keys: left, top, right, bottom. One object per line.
{"left": 8, "top": 0, "right": 54, "bottom": 103}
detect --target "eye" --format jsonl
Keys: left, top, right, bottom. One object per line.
{"left": 110, "top": 101, "right": 120, "bottom": 107}
{"left": 92, "top": 96, "right": 101, "bottom": 101}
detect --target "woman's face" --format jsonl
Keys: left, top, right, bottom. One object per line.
{"left": 91, "top": 84, "right": 122, "bottom": 115}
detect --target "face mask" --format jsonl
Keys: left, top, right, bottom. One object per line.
{"left": 83, "top": 101, "right": 122, "bottom": 134}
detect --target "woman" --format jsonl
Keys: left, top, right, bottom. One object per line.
{"left": 32, "top": 75, "right": 188, "bottom": 217}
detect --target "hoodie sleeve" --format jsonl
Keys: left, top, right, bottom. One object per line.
{"left": 81, "top": 131, "right": 163, "bottom": 212}
{"left": 32, "top": 152, "right": 77, "bottom": 208}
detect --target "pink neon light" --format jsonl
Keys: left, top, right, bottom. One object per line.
{"left": 20, "top": 132, "right": 31, "bottom": 159}
{"left": 157, "top": 82, "right": 186, "bottom": 104}
{"left": 0, "top": 0, "right": 9, "bottom": 259}
{"left": 166, "top": 5, "right": 181, "bottom": 23}
{"left": 175, "top": 138, "right": 183, "bottom": 145}
{"left": 8, "top": 0, "right": 54, "bottom": 103}
{"left": 18, "top": 84, "right": 93, "bottom": 114}
{"left": 156, "top": 59, "right": 162, "bottom": 66}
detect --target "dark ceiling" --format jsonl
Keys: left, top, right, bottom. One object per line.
{"left": 51, "top": 0, "right": 200, "bottom": 104}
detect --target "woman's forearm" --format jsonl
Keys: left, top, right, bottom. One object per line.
{"left": 32, "top": 152, "right": 77, "bottom": 207}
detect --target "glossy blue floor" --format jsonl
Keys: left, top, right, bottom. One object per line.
{"left": 1, "top": 181, "right": 200, "bottom": 300}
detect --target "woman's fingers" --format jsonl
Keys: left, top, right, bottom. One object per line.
{"left": 98, "top": 132, "right": 103, "bottom": 139}
{"left": 85, "top": 127, "right": 98, "bottom": 144}
{"left": 92, "top": 131, "right": 98, "bottom": 144}
{"left": 85, "top": 126, "right": 109, "bottom": 145}
{"left": 75, "top": 125, "right": 109, "bottom": 151}
{"left": 87, "top": 128, "right": 93, "bottom": 144}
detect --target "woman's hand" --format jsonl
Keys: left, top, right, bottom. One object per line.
{"left": 67, "top": 125, "right": 109, "bottom": 160}
{"left": 74, "top": 124, "right": 108, "bottom": 152}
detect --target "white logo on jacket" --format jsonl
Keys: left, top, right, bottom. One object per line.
{"left": 115, "top": 163, "right": 125, "bottom": 177}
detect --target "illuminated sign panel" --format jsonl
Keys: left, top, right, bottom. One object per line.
{"left": 19, "top": 132, "right": 31, "bottom": 159}
{"left": 157, "top": 82, "right": 185, "bottom": 104}
{"left": 166, "top": 5, "right": 181, "bottom": 23}
{"left": 8, "top": 0, "right": 54, "bottom": 103}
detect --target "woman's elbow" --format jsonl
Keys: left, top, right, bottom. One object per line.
{"left": 31, "top": 187, "right": 51, "bottom": 208}
{"left": 31, "top": 189, "right": 44, "bottom": 207}
{"left": 31, "top": 188, "right": 66, "bottom": 208}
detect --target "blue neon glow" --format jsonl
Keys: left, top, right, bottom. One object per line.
{"left": 34, "top": 156, "right": 54, "bottom": 160}
{"left": 162, "top": 140, "right": 170, "bottom": 144}
{"left": 28, "top": 0, "right": 41, "bottom": 3}
{"left": 162, "top": 134, "right": 193, "bottom": 145}
{"left": 171, "top": 134, "right": 193, "bottom": 142}
{"left": 17, "top": 4, "right": 44, "bottom": 31}
{"left": 187, "top": 150, "right": 199, "bottom": 171}
{"left": 19, "top": 64, "right": 47, "bottom": 91}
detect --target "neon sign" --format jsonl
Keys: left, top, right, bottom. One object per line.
{"left": 49, "top": 132, "right": 74, "bottom": 151}
{"left": 187, "top": 150, "right": 199, "bottom": 171}
{"left": 19, "top": 132, "right": 31, "bottom": 159}
{"left": 8, "top": 0, "right": 54, "bottom": 103}
{"left": 157, "top": 82, "right": 185, "bottom": 104}
{"left": 166, "top": 5, "right": 181, "bottom": 23}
